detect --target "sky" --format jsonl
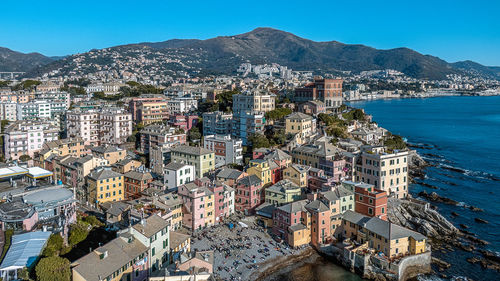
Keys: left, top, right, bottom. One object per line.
{"left": 1, "top": 0, "right": 499, "bottom": 66}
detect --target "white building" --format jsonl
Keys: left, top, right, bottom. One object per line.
{"left": 0, "top": 102, "right": 18, "bottom": 121}
{"left": 3, "top": 120, "right": 59, "bottom": 160}
{"left": 167, "top": 97, "right": 198, "bottom": 114}
{"left": 164, "top": 162, "right": 195, "bottom": 191}
{"left": 203, "top": 134, "right": 243, "bottom": 167}
{"left": 66, "top": 108, "right": 132, "bottom": 146}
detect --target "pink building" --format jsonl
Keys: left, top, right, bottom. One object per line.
{"left": 235, "top": 175, "right": 263, "bottom": 214}
{"left": 198, "top": 179, "right": 236, "bottom": 223}
{"left": 177, "top": 182, "right": 215, "bottom": 231}
{"left": 272, "top": 200, "right": 309, "bottom": 241}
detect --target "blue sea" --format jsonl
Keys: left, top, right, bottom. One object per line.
{"left": 350, "top": 96, "right": 500, "bottom": 280}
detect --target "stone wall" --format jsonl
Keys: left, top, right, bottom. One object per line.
{"left": 392, "top": 251, "right": 432, "bottom": 280}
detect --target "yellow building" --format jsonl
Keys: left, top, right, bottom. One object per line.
{"left": 36, "top": 137, "right": 87, "bottom": 166}
{"left": 86, "top": 167, "right": 124, "bottom": 206}
{"left": 170, "top": 145, "right": 215, "bottom": 179}
{"left": 287, "top": 212, "right": 312, "bottom": 247}
{"left": 246, "top": 159, "right": 272, "bottom": 186}
{"left": 153, "top": 192, "right": 184, "bottom": 230}
{"left": 91, "top": 145, "right": 127, "bottom": 165}
{"left": 283, "top": 164, "right": 310, "bottom": 188}
{"left": 137, "top": 101, "right": 169, "bottom": 125}
{"left": 265, "top": 179, "right": 302, "bottom": 206}
{"left": 342, "top": 210, "right": 427, "bottom": 257}
{"left": 204, "top": 192, "right": 215, "bottom": 227}
{"left": 285, "top": 112, "right": 315, "bottom": 144}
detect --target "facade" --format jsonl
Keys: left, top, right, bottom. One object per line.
{"left": 234, "top": 175, "right": 263, "bottom": 214}
{"left": 167, "top": 97, "right": 198, "bottom": 114}
{"left": 283, "top": 164, "right": 310, "bottom": 188}
{"left": 291, "top": 141, "right": 346, "bottom": 178}
{"left": 0, "top": 102, "right": 17, "bottom": 121}
{"left": 91, "top": 145, "right": 127, "bottom": 165}
{"left": 231, "top": 111, "right": 265, "bottom": 145}
{"left": 215, "top": 168, "right": 247, "bottom": 187}
{"left": 305, "top": 200, "right": 332, "bottom": 246}
{"left": 3, "top": 120, "right": 59, "bottom": 160}
{"left": 285, "top": 112, "right": 315, "bottom": 145}
{"left": 86, "top": 167, "right": 124, "bottom": 206}
{"left": 342, "top": 181, "right": 388, "bottom": 220}
{"left": 128, "top": 96, "right": 166, "bottom": 121}
{"left": 35, "top": 137, "right": 86, "bottom": 165}
{"left": 137, "top": 101, "right": 169, "bottom": 125}
{"left": 355, "top": 147, "right": 409, "bottom": 199}
{"left": 170, "top": 145, "right": 215, "bottom": 179}
{"left": 342, "top": 210, "right": 427, "bottom": 257}
{"left": 294, "top": 77, "right": 343, "bottom": 108}
{"left": 246, "top": 159, "right": 272, "bottom": 186}
{"left": 265, "top": 179, "right": 302, "bottom": 206}
{"left": 232, "top": 91, "right": 275, "bottom": 115}
{"left": 203, "top": 134, "right": 243, "bottom": 166}
{"left": 124, "top": 170, "right": 153, "bottom": 199}
{"left": 129, "top": 214, "right": 170, "bottom": 273}
{"left": 139, "top": 124, "right": 186, "bottom": 153}
{"left": 66, "top": 108, "right": 132, "bottom": 146}
{"left": 149, "top": 144, "right": 171, "bottom": 175}
{"left": 164, "top": 162, "right": 195, "bottom": 191}
{"left": 202, "top": 111, "right": 232, "bottom": 136}
{"left": 298, "top": 100, "right": 326, "bottom": 116}
{"left": 177, "top": 182, "right": 215, "bottom": 231}
{"left": 272, "top": 200, "right": 310, "bottom": 246}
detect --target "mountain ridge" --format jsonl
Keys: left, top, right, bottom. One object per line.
{"left": 2, "top": 28, "right": 499, "bottom": 80}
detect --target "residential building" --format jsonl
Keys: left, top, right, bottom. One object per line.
{"left": 272, "top": 200, "right": 310, "bottom": 246}
{"left": 235, "top": 175, "right": 263, "bottom": 214}
{"left": 341, "top": 210, "right": 427, "bottom": 257}
{"left": 86, "top": 167, "right": 124, "bottom": 206}
{"left": 246, "top": 159, "right": 272, "bottom": 186}
{"left": 294, "top": 77, "right": 343, "bottom": 108}
{"left": 342, "top": 181, "right": 388, "bottom": 220}
{"left": 137, "top": 101, "right": 169, "bottom": 125}
{"left": 3, "top": 120, "right": 59, "bottom": 161}
{"left": 291, "top": 141, "right": 346, "bottom": 178}
{"left": 283, "top": 164, "right": 310, "bottom": 188}
{"left": 170, "top": 145, "right": 215, "bottom": 179}
{"left": 231, "top": 111, "right": 265, "bottom": 145}
{"left": 124, "top": 170, "right": 153, "bottom": 199}
{"left": 355, "top": 146, "right": 409, "bottom": 198}
{"left": 265, "top": 179, "right": 302, "bottom": 206}
{"left": 112, "top": 158, "right": 142, "bottom": 174}
{"left": 285, "top": 112, "right": 316, "bottom": 144}
{"left": 298, "top": 100, "right": 326, "bottom": 116}
{"left": 149, "top": 144, "right": 171, "bottom": 175}
{"left": 128, "top": 214, "right": 170, "bottom": 272}
{"left": 167, "top": 97, "right": 198, "bottom": 114}
{"left": 0, "top": 102, "right": 17, "bottom": 121}
{"left": 129, "top": 96, "right": 166, "bottom": 121}
{"left": 232, "top": 91, "right": 275, "bottom": 115}
{"left": 199, "top": 179, "right": 235, "bottom": 223}
{"left": 202, "top": 111, "right": 232, "bottom": 136}
{"left": 177, "top": 182, "right": 215, "bottom": 231}
{"left": 164, "top": 162, "right": 195, "bottom": 191}
{"left": 203, "top": 134, "right": 243, "bottom": 166}
{"left": 154, "top": 192, "right": 184, "bottom": 230}
{"left": 71, "top": 235, "right": 149, "bottom": 281}
{"left": 305, "top": 199, "right": 332, "bottom": 246}
{"left": 34, "top": 137, "right": 86, "bottom": 165}
{"left": 91, "top": 145, "right": 127, "bottom": 165}
{"left": 215, "top": 168, "right": 247, "bottom": 187}
{"left": 139, "top": 124, "right": 186, "bottom": 154}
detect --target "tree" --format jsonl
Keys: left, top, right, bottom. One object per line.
{"left": 42, "top": 234, "right": 64, "bottom": 257}
{"left": 216, "top": 90, "right": 239, "bottom": 112}
{"left": 264, "top": 108, "right": 292, "bottom": 121}
{"left": 343, "top": 109, "right": 366, "bottom": 122}
{"left": 248, "top": 134, "right": 270, "bottom": 149}
{"left": 188, "top": 127, "right": 202, "bottom": 142}
{"left": 82, "top": 215, "right": 104, "bottom": 227}
{"left": 385, "top": 134, "right": 407, "bottom": 150}
{"left": 198, "top": 101, "right": 219, "bottom": 113}
{"left": 35, "top": 256, "right": 71, "bottom": 281}
{"left": 68, "top": 223, "right": 89, "bottom": 247}
{"left": 326, "top": 126, "right": 348, "bottom": 139}
{"left": 19, "top": 155, "right": 32, "bottom": 162}
{"left": 12, "top": 80, "right": 40, "bottom": 91}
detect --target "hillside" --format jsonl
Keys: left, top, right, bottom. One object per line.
{"left": 18, "top": 28, "right": 500, "bottom": 80}
{"left": 0, "top": 47, "right": 55, "bottom": 72}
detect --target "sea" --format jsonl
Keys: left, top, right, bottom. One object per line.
{"left": 270, "top": 96, "right": 500, "bottom": 281}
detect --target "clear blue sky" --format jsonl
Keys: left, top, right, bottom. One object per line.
{"left": 1, "top": 0, "right": 499, "bottom": 65}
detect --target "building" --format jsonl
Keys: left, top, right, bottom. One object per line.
{"left": 112, "top": 158, "right": 142, "bottom": 174}
{"left": 246, "top": 159, "right": 272, "bottom": 186}
{"left": 207, "top": 181, "right": 235, "bottom": 223}
{"left": 136, "top": 101, "right": 169, "bottom": 125}
{"left": 149, "top": 144, "right": 171, "bottom": 175}
{"left": 177, "top": 182, "right": 215, "bottom": 231}
{"left": 71, "top": 235, "right": 149, "bottom": 281}
{"left": 294, "top": 77, "right": 343, "bottom": 108}
{"left": 265, "top": 179, "right": 302, "bottom": 206}
{"left": 234, "top": 175, "right": 263, "bottom": 214}
{"left": 3, "top": 120, "right": 59, "bottom": 161}
{"left": 164, "top": 162, "right": 195, "bottom": 191}
{"left": 91, "top": 146, "right": 127, "bottom": 165}
{"left": 341, "top": 210, "right": 427, "bottom": 257}
{"left": 203, "top": 134, "right": 243, "bottom": 166}
{"left": 139, "top": 124, "right": 186, "bottom": 154}
{"left": 298, "top": 100, "right": 326, "bottom": 116}
{"left": 129, "top": 96, "right": 167, "bottom": 121}
{"left": 285, "top": 112, "right": 315, "bottom": 144}
{"left": 128, "top": 214, "right": 170, "bottom": 273}
{"left": 85, "top": 82, "right": 125, "bottom": 95}
{"left": 66, "top": 108, "right": 132, "bottom": 146}
{"left": 86, "top": 167, "right": 124, "bottom": 206}
{"left": 272, "top": 200, "right": 310, "bottom": 246}
{"left": 202, "top": 111, "right": 232, "bottom": 136}
{"left": 0, "top": 102, "right": 17, "bottom": 121}
{"left": 283, "top": 164, "right": 310, "bottom": 188}
{"left": 231, "top": 111, "right": 265, "bottom": 145}
{"left": 291, "top": 141, "right": 346, "bottom": 178}
{"left": 355, "top": 147, "right": 409, "bottom": 198}
{"left": 305, "top": 199, "right": 332, "bottom": 246}
{"left": 232, "top": 91, "right": 275, "bottom": 115}
{"left": 167, "top": 97, "right": 198, "bottom": 114}
{"left": 34, "top": 137, "right": 86, "bottom": 165}
{"left": 342, "top": 181, "right": 388, "bottom": 220}
{"left": 170, "top": 145, "right": 215, "bottom": 179}
{"left": 124, "top": 170, "right": 153, "bottom": 199}
{"left": 154, "top": 192, "right": 184, "bottom": 230}
{"left": 215, "top": 168, "right": 247, "bottom": 187}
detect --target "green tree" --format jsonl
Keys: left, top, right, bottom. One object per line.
{"left": 0, "top": 80, "right": 10, "bottom": 87}
{"left": 19, "top": 155, "right": 32, "bottom": 162}
{"left": 42, "top": 234, "right": 64, "bottom": 257}
{"left": 82, "top": 215, "right": 104, "bottom": 227}
{"left": 68, "top": 223, "right": 89, "bottom": 247}
{"left": 216, "top": 90, "right": 239, "bottom": 112}
{"left": 12, "top": 80, "right": 40, "bottom": 91}
{"left": 264, "top": 108, "right": 292, "bottom": 121}
{"left": 343, "top": 109, "right": 366, "bottom": 122}
{"left": 385, "top": 134, "right": 407, "bottom": 150}
{"left": 326, "top": 126, "right": 348, "bottom": 138}
{"left": 248, "top": 134, "right": 271, "bottom": 149}
{"left": 188, "top": 127, "right": 202, "bottom": 142}
{"left": 35, "top": 256, "right": 71, "bottom": 281}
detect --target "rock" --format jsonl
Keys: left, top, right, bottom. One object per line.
{"left": 469, "top": 206, "right": 484, "bottom": 212}
{"left": 467, "top": 257, "right": 480, "bottom": 264}
{"left": 417, "top": 191, "right": 458, "bottom": 205}
{"left": 480, "top": 250, "right": 500, "bottom": 263}
{"left": 474, "top": 218, "right": 488, "bottom": 224}
{"left": 451, "top": 212, "right": 460, "bottom": 217}
{"left": 459, "top": 224, "right": 468, "bottom": 229}
{"left": 432, "top": 257, "right": 451, "bottom": 269}
{"left": 465, "top": 235, "right": 489, "bottom": 245}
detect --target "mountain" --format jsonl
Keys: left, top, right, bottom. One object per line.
{"left": 19, "top": 28, "right": 500, "bottom": 80}
{"left": 0, "top": 47, "right": 55, "bottom": 73}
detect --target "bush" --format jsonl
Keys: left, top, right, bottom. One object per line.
{"left": 35, "top": 256, "right": 71, "bottom": 281}
{"left": 82, "top": 215, "right": 104, "bottom": 228}
{"left": 19, "top": 154, "right": 32, "bottom": 162}
{"left": 68, "top": 223, "right": 89, "bottom": 247}
{"left": 264, "top": 108, "right": 292, "bottom": 121}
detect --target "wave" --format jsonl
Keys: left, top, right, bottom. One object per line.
{"left": 438, "top": 164, "right": 500, "bottom": 182}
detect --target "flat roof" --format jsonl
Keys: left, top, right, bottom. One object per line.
{"left": 0, "top": 231, "right": 51, "bottom": 271}
{"left": 26, "top": 167, "right": 53, "bottom": 179}
{"left": 0, "top": 166, "right": 28, "bottom": 179}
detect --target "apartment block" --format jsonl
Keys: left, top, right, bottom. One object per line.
{"left": 202, "top": 111, "right": 232, "bottom": 136}
{"left": 139, "top": 124, "right": 186, "bottom": 153}
{"left": 137, "top": 101, "right": 169, "bottom": 125}
{"left": 86, "top": 167, "right": 124, "bottom": 206}
{"left": 3, "top": 120, "right": 59, "bottom": 160}
{"left": 177, "top": 182, "right": 215, "bottom": 231}
{"left": 294, "top": 77, "right": 343, "bottom": 108}
{"left": 203, "top": 134, "right": 243, "bottom": 166}
{"left": 170, "top": 145, "right": 215, "bottom": 179}
{"left": 164, "top": 162, "right": 195, "bottom": 191}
